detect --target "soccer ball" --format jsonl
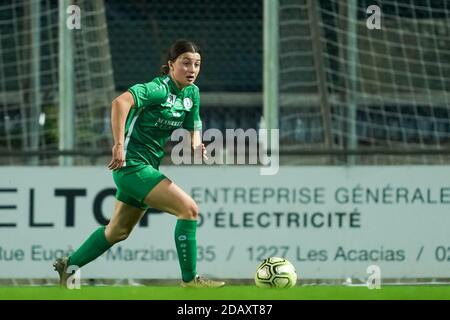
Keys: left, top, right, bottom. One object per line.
{"left": 254, "top": 257, "right": 297, "bottom": 288}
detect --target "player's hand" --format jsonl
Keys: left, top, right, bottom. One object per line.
{"left": 193, "top": 143, "right": 208, "bottom": 162}
{"left": 108, "top": 143, "right": 125, "bottom": 170}
{"left": 201, "top": 143, "right": 208, "bottom": 161}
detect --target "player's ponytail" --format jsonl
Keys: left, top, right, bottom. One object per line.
{"left": 161, "top": 39, "right": 201, "bottom": 75}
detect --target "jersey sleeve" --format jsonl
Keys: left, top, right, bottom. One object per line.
{"left": 183, "top": 87, "right": 202, "bottom": 131}
{"left": 128, "top": 80, "right": 168, "bottom": 108}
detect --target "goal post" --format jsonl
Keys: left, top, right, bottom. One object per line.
{"left": 263, "top": 0, "right": 279, "bottom": 148}
{"left": 59, "top": 0, "right": 75, "bottom": 166}
{"left": 274, "top": 0, "right": 450, "bottom": 164}
{"left": 0, "top": 0, "right": 115, "bottom": 165}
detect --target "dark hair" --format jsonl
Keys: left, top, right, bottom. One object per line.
{"left": 160, "top": 39, "right": 202, "bottom": 75}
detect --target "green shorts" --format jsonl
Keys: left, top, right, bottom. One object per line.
{"left": 112, "top": 163, "right": 166, "bottom": 210}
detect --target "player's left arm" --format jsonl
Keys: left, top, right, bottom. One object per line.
{"left": 191, "top": 130, "right": 207, "bottom": 161}
{"left": 184, "top": 86, "right": 206, "bottom": 160}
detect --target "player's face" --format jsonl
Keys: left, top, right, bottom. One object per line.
{"left": 169, "top": 52, "right": 201, "bottom": 88}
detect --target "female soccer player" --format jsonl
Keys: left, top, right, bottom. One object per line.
{"left": 53, "top": 39, "right": 225, "bottom": 288}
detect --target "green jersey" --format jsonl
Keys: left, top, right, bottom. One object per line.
{"left": 124, "top": 75, "right": 202, "bottom": 168}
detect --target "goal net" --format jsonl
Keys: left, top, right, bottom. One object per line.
{"left": 0, "top": 0, "right": 115, "bottom": 165}
{"left": 278, "top": 0, "right": 450, "bottom": 164}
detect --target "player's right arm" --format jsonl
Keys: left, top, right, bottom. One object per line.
{"left": 108, "top": 81, "right": 167, "bottom": 170}
{"left": 108, "top": 91, "right": 134, "bottom": 170}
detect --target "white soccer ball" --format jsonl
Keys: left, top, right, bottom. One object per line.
{"left": 254, "top": 257, "right": 297, "bottom": 288}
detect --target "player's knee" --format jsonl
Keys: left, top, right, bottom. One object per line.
{"left": 177, "top": 201, "right": 199, "bottom": 220}
{"left": 189, "top": 202, "right": 200, "bottom": 220}
{"left": 106, "top": 225, "right": 132, "bottom": 244}
{"left": 114, "top": 228, "right": 131, "bottom": 243}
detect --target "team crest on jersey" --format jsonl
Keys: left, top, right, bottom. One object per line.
{"left": 167, "top": 94, "right": 177, "bottom": 106}
{"left": 183, "top": 98, "right": 193, "bottom": 111}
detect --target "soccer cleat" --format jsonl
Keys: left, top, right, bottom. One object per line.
{"left": 181, "top": 275, "right": 225, "bottom": 288}
{"left": 53, "top": 257, "right": 70, "bottom": 288}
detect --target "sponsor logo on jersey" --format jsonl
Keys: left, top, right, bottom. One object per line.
{"left": 183, "top": 98, "right": 193, "bottom": 111}
{"left": 155, "top": 118, "right": 183, "bottom": 128}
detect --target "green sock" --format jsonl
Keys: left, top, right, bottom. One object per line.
{"left": 68, "top": 226, "right": 112, "bottom": 268}
{"left": 174, "top": 219, "right": 197, "bottom": 282}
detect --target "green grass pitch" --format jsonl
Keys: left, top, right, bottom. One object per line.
{"left": 0, "top": 285, "right": 449, "bottom": 300}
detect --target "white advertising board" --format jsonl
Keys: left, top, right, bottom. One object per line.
{"left": 0, "top": 166, "right": 449, "bottom": 280}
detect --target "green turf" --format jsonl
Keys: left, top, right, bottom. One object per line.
{"left": 0, "top": 285, "right": 449, "bottom": 300}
